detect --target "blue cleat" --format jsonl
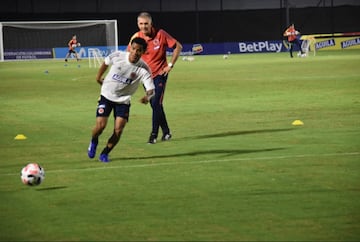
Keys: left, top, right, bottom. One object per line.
{"left": 87, "top": 141, "right": 97, "bottom": 159}
{"left": 99, "top": 154, "right": 110, "bottom": 162}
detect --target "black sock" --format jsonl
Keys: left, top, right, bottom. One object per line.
{"left": 91, "top": 137, "right": 98, "bottom": 145}
{"left": 101, "top": 146, "right": 113, "bottom": 155}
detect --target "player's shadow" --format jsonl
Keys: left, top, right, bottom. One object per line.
{"left": 36, "top": 186, "right": 68, "bottom": 191}
{"left": 118, "top": 147, "right": 285, "bottom": 161}
{"left": 115, "top": 128, "right": 291, "bottom": 161}
{"left": 181, "top": 128, "right": 293, "bottom": 140}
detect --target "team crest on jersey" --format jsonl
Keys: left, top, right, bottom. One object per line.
{"left": 153, "top": 39, "right": 160, "bottom": 46}
{"left": 153, "top": 39, "right": 160, "bottom": 50}
{"left": 130, "top": 72, "right": 137, "bottom": 80}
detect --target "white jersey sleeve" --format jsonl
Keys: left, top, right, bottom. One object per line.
{"left": 137, "top": 60, "right": 155, "bottom": 92}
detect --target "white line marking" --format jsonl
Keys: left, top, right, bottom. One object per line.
{"left": 3, "top": 152, "right": 359, "bottom": 176}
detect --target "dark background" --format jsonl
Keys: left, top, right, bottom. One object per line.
{"left": 1, "top": 0, "right": 359, "bottom": 45}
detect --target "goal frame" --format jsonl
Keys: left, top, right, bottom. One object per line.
{"left": 300, "top": 35, "right": 316, "bottom": 57}
{"left": 0, "top": 20, "right": 118, "bottom": 61}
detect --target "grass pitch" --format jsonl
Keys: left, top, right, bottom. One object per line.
{"left": 0, "top": 50, "right": 359, "bottom": 241}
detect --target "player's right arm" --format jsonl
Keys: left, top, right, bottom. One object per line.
{"left": 283, "top": 28, "right": 291, "bottom": 36}
{"left": 96, "top": 62, "right": 108, "bottom": 85}
{"left": 68, "top": 40, "right": 73, "bottom": 49}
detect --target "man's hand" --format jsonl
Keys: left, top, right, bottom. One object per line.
{"left": 160, "top": 65, "right": 172, "bottom": 76}
{"left": 140, "top": 89, "right": 154, "bottom": 104}
{"left": 96, "top": 77, "right": 104, "bottom": 85}
{"left": 140, "top": 96, "right": 149, "bottom": 104}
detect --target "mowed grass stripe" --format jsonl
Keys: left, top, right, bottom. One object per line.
{"left": 2, "top": 151, "right": 358, "bottom": 176}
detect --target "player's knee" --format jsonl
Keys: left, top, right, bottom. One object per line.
{"left": 96, "top": 121, "right": 107, "bottom": 131}
{"left": 114, "top": 123, "right": 125, "bottom": 135}
{"left": 113, "top": 128, "right": 123, "bottom": 138}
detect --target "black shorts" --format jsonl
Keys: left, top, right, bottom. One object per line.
{"left": 68, "top": 49, "right": 76, "bottom": 54}
{"left": 96, "top": 95, "right": 130, "bottom": 121}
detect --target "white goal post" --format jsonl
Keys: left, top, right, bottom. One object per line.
{"left": 88, "top": 48, "right": 105, "bottom": 68}
{"left": 300, "top": 35, "right": 316, "bottom": 57}
{"left": 0, "top": 20, "right": 118, "bottom": 61}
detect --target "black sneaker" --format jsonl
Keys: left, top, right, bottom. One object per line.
{"left": 148, "top": 134, "right": 157, "bottom": 144}
{"left": 161, "top": 133, "right": 172, "bottom": 141}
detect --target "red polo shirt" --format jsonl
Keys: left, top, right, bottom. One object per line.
{"left": 129, "top": 28, "right": 177, "bottom": 78}
{"left": 284, "top": 26, "right": 297, "bottom": 42}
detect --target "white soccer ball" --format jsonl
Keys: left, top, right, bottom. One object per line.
{"left": 21, "top": 163, "right": 45, "bottom": 186}
{"left": 77, "top": 42, "right": 81, "bottom": 47}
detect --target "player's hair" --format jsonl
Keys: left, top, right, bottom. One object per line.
{"left": 131, "top": 37, "right": 147, "bottom": 51}
{"left": 138, "top": 12, "right": 152, "bottom": 24}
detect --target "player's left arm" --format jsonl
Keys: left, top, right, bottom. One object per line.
{"left": 140, "top": 89, "right": 155, "bottom": 104}
{"left": 169, "top": 40, "right": 182, "bottom": 67}
{"left": 140, "top": 72, "right": 155, "bottom": 104}
{"left": 163, "top": 40, "right": 183, "bottom": 75}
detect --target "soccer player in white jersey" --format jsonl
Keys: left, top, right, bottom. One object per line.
{"left": 88, "top": 37, "right": 155, "bottom": 162}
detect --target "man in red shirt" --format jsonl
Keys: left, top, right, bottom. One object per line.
{"left": 129, "top": 12, "right": 183, "bottom": 144}
{"left": 65, "top": 35, "right": 80, "bottom": 62}
{"left": 283, "top": 24, "right": 304, "bottom": 58}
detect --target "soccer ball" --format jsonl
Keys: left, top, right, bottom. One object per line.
{"left": 21, "top": 163, "right": 45, "bottom": 186}
{"left": 77, "top": 42, "right": 81, "bottom": 47}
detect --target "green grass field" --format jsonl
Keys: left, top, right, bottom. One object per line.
{"left": 0, "top": 50, "right": 359, "bottom": 241}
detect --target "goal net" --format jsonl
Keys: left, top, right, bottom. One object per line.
{"left": 300, "top": 35, "right": 316, "bottom": 57}
{"left": 88, "top": 48, "right": 105, "bottom": 68}
{"left": 0, "top": 20, "right": 117, "bottom": 61}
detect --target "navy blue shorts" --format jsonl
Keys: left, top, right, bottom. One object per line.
{"left": 96, "top": 95, "right": 130, "bottom": 121}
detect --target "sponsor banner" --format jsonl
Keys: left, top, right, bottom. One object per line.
{"left": 53, "top": 46, "right": 125, "bottom": 59}
{"left": 168, "top": 41, "right": 287, "bottom": 55}
{"left": 4, "top": 48, "right": 53, "bottom": 60}
{"left": 341, "top": 37, "right": 360, "bottom": 49}
{"left": 315, "top": 39, "right": 336, "bottom": 50}
{"left": 7, "top": 36, "right": 358, "bottom": 61}
{"left": 172, "top": 43, "right": 229, "bottom": 55}
{"left": 314, "top": 37, "right": 360, "bottom": 50}
{"left": 192, "top": 44, "right": 204, "bottom": 54}
{"left": 238, "top": 40, "right": 284, "bottom": 53}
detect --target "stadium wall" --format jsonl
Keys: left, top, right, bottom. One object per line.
{"left": 0, "top": 6, "right": 359, "bottom": 45}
